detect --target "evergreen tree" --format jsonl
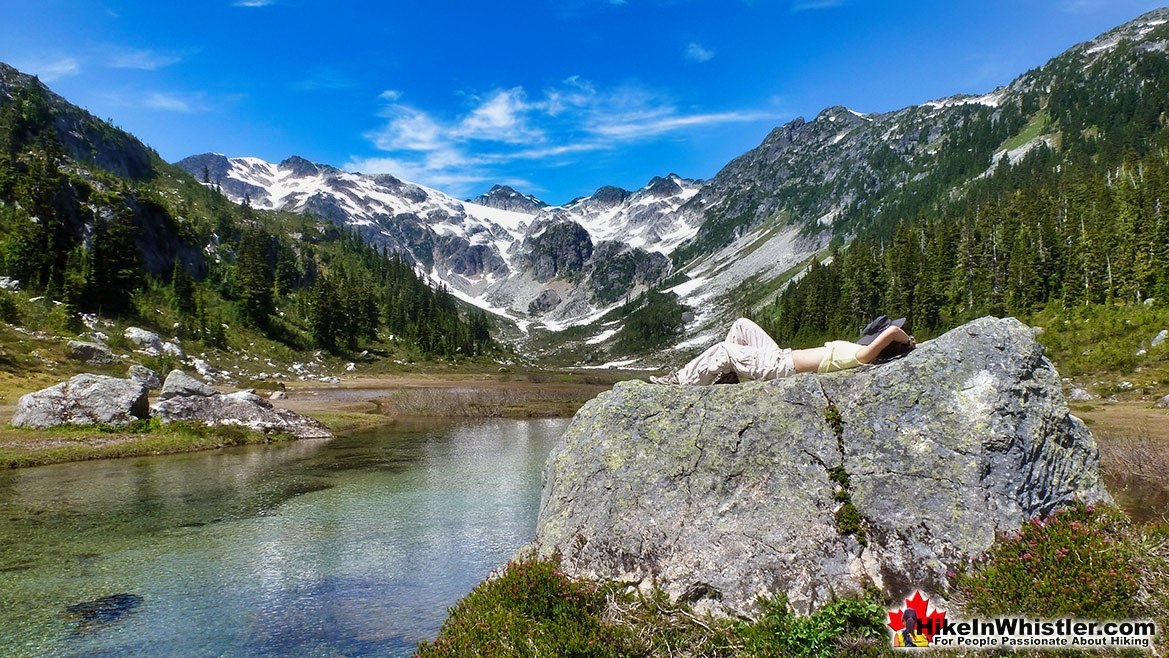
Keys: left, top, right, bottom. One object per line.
{"left": 171, "top": 260, "right": 197, "bottom": 318}
{"left": 235, "top": 227, "right": 274, "bottom": 327}
{"left": 89, "top": 208, "right": 141, "bottom": 313}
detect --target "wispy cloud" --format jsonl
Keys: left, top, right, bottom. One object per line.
{"left": 109, "top": 49, "right": 181, "bottom": 70}
{"left": 233, "top": 0, "right": 275, "bottom": 6}
{"left": 791, "top": 0, "right": 844, "bottom": 11}
{"left": 349, "top": 78, "right": 774, "bottom": 196}
{"left": 1058, "top": 0, "right": 1112, "bottom": 12}
{"left": 14, "top": 57, "right": 80, "bottom": 82}
{"left": 143, "top": 91, "right": 208, "bottom": 113}
{"left": 294, "top": 67, "right": 356, "bottom": 92}
{"left": 685, "top": 42, "right": 715, "bottom": 63}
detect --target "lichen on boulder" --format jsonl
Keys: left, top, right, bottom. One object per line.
{"left": 151, "top": 370, "right": 331, "bottom": 439}
{"left": 11, "top": 374, "right": 148, "bottom": 429}
{"left": 530, "top": 317, "right": 1109, "bottom": 617}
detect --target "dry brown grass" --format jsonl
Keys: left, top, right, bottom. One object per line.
{"left": 1075, "top": 402, "right": 1169, "bottom": 522}
{"left": 371, "top": 382, "right": 603, "bottom": 418}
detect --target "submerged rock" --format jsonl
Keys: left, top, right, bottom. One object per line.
{"left": 531, "top": 317, "right": 1108, "bottom": 617}
{"left": 152, "top": 370, "right": 331, "bottom": 439}
{"left": 11, "top": 374, "right": 148, "bottom": 429}
{"left": 66, "top": 593, "right": 143, "bottom": 628}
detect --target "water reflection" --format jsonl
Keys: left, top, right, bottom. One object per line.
{"left": 0, "top": 417, "right": 567, "bottom": 658}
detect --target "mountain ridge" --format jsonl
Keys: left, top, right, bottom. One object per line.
{"left": 174, "top": 8, "right": 1169, "bottom": 362}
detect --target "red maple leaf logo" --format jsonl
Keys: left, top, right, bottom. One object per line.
{"left": 887, "top": 590, "right": 947, "bottom": 643}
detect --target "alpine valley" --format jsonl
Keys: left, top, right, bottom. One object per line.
{"left": 5, "top": 8, "right": 1169, "bottom": 371}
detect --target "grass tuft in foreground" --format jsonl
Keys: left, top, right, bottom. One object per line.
{"left": 415, "top": 553, "right": 891, "bottom": 658}
{"left": 0, "top": 419, "right": 293, "bottom": 468}
{"left": 420, "top": 503, "right": 1169, "bottom": 657}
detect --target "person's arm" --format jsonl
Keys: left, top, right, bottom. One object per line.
{"left": 856, "top": 325, "right": 915, "bottom": 364}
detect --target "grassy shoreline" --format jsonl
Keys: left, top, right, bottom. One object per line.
{"left": 0, "top": 369, "right": 635, "bottom": 468}
{"left": 0, "top": 420, "right": 299, "bottom": 469}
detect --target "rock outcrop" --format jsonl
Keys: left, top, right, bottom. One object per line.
{"left": 151, "top": 370, "right": 332, "bottom": 439}
{"left": 128, "top": 365, "right": 162, "bottom": 390}
{"left": 531, "top": 317, "right": 1109, "bottom": 617}
{"left": 124, "top": 327, "right": 164, "bottom": 354}
{"left": 66, "top": 340, "right": 116, "bottom": 366}
{"left": 11, "top": 374, "right": 148, "bottom": 429}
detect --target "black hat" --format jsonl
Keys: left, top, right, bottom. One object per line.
{"left": 857, "top": 315, "right": 906, "bottom": 345}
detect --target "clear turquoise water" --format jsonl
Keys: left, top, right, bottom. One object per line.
{"left": 0, "top": 417, "right": 568, "bottom": 658}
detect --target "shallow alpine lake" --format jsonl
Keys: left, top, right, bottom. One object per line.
{"left": 0, "top": 417, "right": 569, "bottom": 658}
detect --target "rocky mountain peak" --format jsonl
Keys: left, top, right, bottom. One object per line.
{"left": 588, "top": 185, "right": 631, "bottom": 208}
{"left": 644, "top": 175, "right": 682, "bottom": 198}
{"left": 468, "top": 184, "right": 547, "bottom": 214}
{"left": 278, "top": 155, "right": 327, "bottom": 178}
{"left": 177, "top": 153, "right": 232, "bottom": 183}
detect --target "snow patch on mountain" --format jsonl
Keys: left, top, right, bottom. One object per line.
{"left": 176, "top": 153, "right": 708, "bottom": 333}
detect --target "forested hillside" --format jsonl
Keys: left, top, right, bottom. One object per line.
{"left": 0, "top": 64, "right": 494, "bottom": 367}
{"left": 754, "top": 20, "right": 1169, "bottom": 379}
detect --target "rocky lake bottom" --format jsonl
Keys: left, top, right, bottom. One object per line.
{"left": 0, "top": 417, "right": 568, "bottom": 657}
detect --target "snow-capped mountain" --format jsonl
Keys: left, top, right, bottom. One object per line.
{"left": 468, "top": 185, "right": 547, "bottom": 214}
{"left": 176, "top": 153, "right": 703, "bottom": 330}
{"left": 178, "top": 7, "right": 1169, "bottom": 364}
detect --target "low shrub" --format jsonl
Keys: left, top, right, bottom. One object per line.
{"left": 737, "top": 593, "right": 889, "bottom": 658}
{"left": 415, "top": 554, "right": 638, "bottom": 657}
{"left": 418, "top": 554, "right": 893, "bottom": 658}
{"left": 955, "top": 502, "right": 1149, "bottom": 619}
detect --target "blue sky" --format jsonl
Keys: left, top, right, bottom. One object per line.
{"left": 2, "top": 1, "right": 1165, "bottom": 203}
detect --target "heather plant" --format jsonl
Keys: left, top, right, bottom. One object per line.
{"left": 418, "top": 553, "right": 893, "bottom": 658}
{"left": 415, "top": 554, "right": 638, "bottom": 658}
{"left": 955, "top": 502, "right": 1144, "bottom": 619}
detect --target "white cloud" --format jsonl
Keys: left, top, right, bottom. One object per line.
{"left": 685, "top": 42, "right": 715, "bottom": 63}
{"left": 233, "top": 0, "right": 275, "bottom": 6}
{"left": 590, "top": 110, "right": 775, "bottom": 139}
{"left": 143, "top": 92, "right": 207, "bottom": 112}
{"left": 1058, "top": 0, "right": 1111, "bottom": 12}
{"left": 368, "top": 105, "right": 447, "bottom": 152}
{"left": 353, "top": 78, "right": 774, "bottom": 196}
{"left": 15, "top": 57, "right": 80, "bottom": 82}
{"left": 454, "top": 88, "right": 543, "bottom": 143}
{"left": 345, "top": 156, "right": 496, "bottom": 193}
{"left": 791, "top": 0, "right": 843, "bottom": 10}
{"left": 109, "top": 49, "right": 181, "bottom": 70}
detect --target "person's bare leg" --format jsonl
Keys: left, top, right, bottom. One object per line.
{"left": 856, "top": 326, "right": 915, "bottom": 364}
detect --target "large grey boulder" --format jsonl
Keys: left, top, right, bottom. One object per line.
{"left": 531, "top": 317, "right": 1109, "bottom": 617}
{"left": 152, "top": 370, "right": 331, "bottom": 439}
{"left": 124, "top": 327, "right": 164, "bottom": 355}
{"left": 128, "top": 365, "right": 162, "bottom": 391}
{"left": 66, "top": 340, "right": 116, "bottom": 366}
{"left": 11, "top": 374, "right": 148, "bottom": 429}
{"left": 158, "top": 369, "right": 216, "bottom": 399}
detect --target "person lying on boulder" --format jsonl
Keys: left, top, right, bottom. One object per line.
{"left": 650, "top": 316, "right": 915, "bottom": 385}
